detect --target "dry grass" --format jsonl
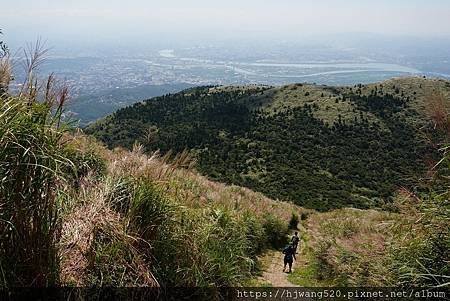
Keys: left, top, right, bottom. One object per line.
{"left": 297, "top": 208, "right": 398, "bottom": 286}
{"left": 57, "top": 136, "right": 306, "bottom": 287}
{"left": 0, "top": 55, "right": 11, "bottom": 91}
{"left": 60, "top": 182, "right": 119, "bottom": 286}
{"left": 103, "top": 142, "right": 306, "bottom": 221}
{"left": 390, "top": 188, "right": 450, "bottom": 287}
{"left": 424, "top": 93, "right": 450, "bottom": 136}
{"left": 59, "top": 178, "right": 158, "bottom": 287}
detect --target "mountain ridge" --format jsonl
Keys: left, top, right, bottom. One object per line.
{"left": 86, "top": 76, "right": 450, "bottom": 210}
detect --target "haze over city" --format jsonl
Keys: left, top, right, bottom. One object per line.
{"left": 2, "top": 0, "right": 450, "bottom": 124}
{"left": 3, "top": 0, "right": 450, "bottom": 47}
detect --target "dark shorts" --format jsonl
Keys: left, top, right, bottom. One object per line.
{"left": 284, "top": 257, "right": 293, "bottom": 265}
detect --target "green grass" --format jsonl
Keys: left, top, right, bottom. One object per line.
{"left": 262, "top": 84, "right": 365, "bottom": 125}
{"left": 355, "top": 77, "right": 450, "bottom": 126}
{"left": 0, "top": 95, "right": 71, "bottom": 287}
{"left": 243, "top": 278, "right": 273, "bottom": 287}
{"left": 287, "top": 224, "right": 334, "bottom": 287}
{"left": 288, "top": 210, "right": 396, "bottom": 287}
{"left": 389, "top": 189, "right": 450, "bottom": 287}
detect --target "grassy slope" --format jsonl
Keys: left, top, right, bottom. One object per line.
{"left": 286, "top": 184, "right": 449, "bottom": 288}
{"left": 260, "top": 76, "right": 450, "bottom": 125}
{"left": 3, "top": 78, "right": 447, "bottom": 289}
{"left": 245, "top": 207, "right": 399, "bottom": 287}
{"left": 288, "top": 208, "right": 397, "bottom": 286}
{"left": 59, "top": 133, "right": 308, "bottom": 287}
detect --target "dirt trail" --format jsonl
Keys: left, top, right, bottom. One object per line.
{"left": 259, "top": 248, "right": 300, "bottom": 287}
{"left": 258, "top": 229, "right": 305, "bottom": 287}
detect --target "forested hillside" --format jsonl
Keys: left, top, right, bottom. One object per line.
{"left": 87, "top": 77, "right": 450, "bottom": 210}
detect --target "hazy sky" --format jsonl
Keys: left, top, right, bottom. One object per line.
{"left": 3, "top": 0, "right": 450, "bottom": 46}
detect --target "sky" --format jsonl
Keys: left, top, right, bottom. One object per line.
{"left": 2, "top": 0, "right": 450, "bottom": 47}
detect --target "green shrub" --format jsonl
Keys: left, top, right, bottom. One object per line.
{"left": 312, "top": 240, "right": 335, "bottom": 282}
{"left": 64, "top": 147, "right": 107, "bottom": 181}
{"left": 300, "top": 212, "right": 310, "bottom": 220}
{"left": 262, "top": 213, "right": 289, "bottom": 249}
{"left": 289, "top": 212, "right": 299, "bottom": 229}
{"left": 242, "top": 212, "right": 266, "bottom": 259}
{"left": 128, "top": 178, "right": 174, "bottom": 242}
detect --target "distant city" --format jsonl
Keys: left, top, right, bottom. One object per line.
{"left": 10, "top": 37, "right": 450, "bottom": 124}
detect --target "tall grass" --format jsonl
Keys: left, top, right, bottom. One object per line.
{"left": 59, "top": 175, "right": 158, "bottom": 287}
{"left": 0, "top": 29, "right": 10, "bottom": 94}
{"left": 0, "top": 35, "right": 304, "bottom": 289}
{"left": 297, "top": 209, "right": 395, "bottom": 287}
{"left": 0, "top": 40, "right": 79, "bottom": 287}
{"left": 55, "top": 147, "right": 294, "bottom": 288}
{"left": 0, "top": 97, "right": 70, "bottom": 286}
{"left": 78, "top": 143, "right": 303, "bottom": 287}
{"left": 390, "top": 189, "right": 450, "bottom": 287}
{"left": 425, "top": 93, "right": 450, "bottom": 137}
{"left": 118, "top": 175, "right": 283, "bottom": 287}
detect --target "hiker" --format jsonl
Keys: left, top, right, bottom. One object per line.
{"left": 282, "top": 244, "right": 296, "bottom": 273}
{"left": 291, "top": 232, "right": 300, "bottom": 253}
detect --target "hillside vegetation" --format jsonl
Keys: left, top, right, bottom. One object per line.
{"left": 87, "top": 77, "right": 450, "bottom": 210}
{"left": 0, "top": 42, "right": 305, "bottom": 290}
{"left": 288, "top": 189, "right": 449, "bottom": 288}
{"left": 1, "top": 90, "right": 447, "bottom": 290}
{"left": 59, "top": 136, "right": 307, "bottom": 287}
{"left": 0, "top": 36, "right": 448, "bottom": 294}
{"left": 0, "top": 93, "right": 305, "bottom": 288}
